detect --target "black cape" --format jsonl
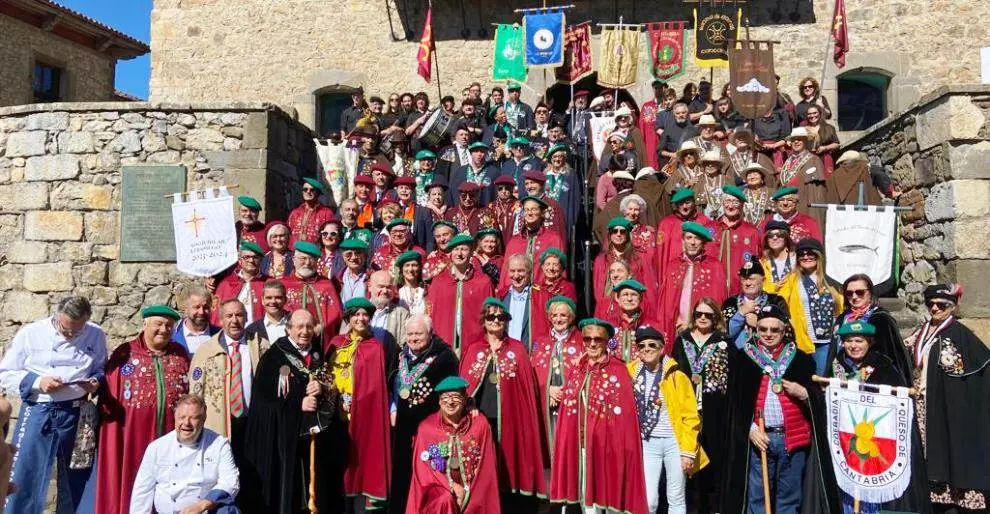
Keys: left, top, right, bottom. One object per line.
{"left": 389, "top": 336, "right": 460, "bottom": 514}
{"left": 830, "top": 307, "right": 913, "bottom": 384}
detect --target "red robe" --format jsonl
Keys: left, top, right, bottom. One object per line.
{"left": 657, "top": 252, "right": 729, "bottom": 344}
{"left": 591, "top": 250, "right": 661, "bottom": 319}
{"left": 237, "top": 221, "right": 269, "bottom": 252}
{"left": 713, "top": 216, "right": 762, "bottom": 295}
{"left": 210, "top": 270, "right": 267, "bottom": 325}
{"left": 460, "top": 338, "right": 549, "bottom": 497}
{"left": 512, "top": 196, "right": 566, "bottom": 239}
{"left": 287, "top": 202, "right": 336, "bottom": 244}
{"left": 529, "top": 278, "right": 577, "bottom": 342}
{"left": 405, "top": 412, "right": 501, "bottom": 514}
{"left": 530, "top": 328, "right": 583, "bottom": 454}
{"left": 95, "top": 336, "right": 190, "bottom": 514}
{"left": 499, "top": 226, "right": 565, "bottom": 293}
{"left": 282, "top": 274, "right": 343, "bottom": 349}
{"left": 549, "top": 354, "right": 648, "bottom": 513}
{"left": 656, "top": 212, "right": 718, "bottom": 272}
{"left": 422, "top": 250, "right": 450, "bottom": 282}
{"left": 639, "top": 99, "right": 660, "bottom": 169}
{"left": 372, "top": 243, "right": 426, "bottom": 272}
{"left": 490, "top": 198, "right": 520, "bottom": 243}
{"left": 428, "top": 265, "right": 494, "bottom": 355}
{"left": 327, "top": 334, "right": 391, "bottom": 503}
{"left": 761, "top": 212, "right": 823, "bottom": 244}
{"left": 604, "top": 310, "right": 664, "bottom": 362}
{"left": 444, "top": 206, "right": 497, "bottom": 235}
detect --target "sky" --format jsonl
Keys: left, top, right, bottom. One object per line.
{"left": 58, "top": 0, "right": 152, "bottom": 99}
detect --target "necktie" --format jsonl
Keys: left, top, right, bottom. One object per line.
{"left": 229, "top": 344, "right": 245, "bottom": 418}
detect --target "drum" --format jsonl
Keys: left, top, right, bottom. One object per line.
{"left": 417, "top": 109, "right": 453, "bottom": 147}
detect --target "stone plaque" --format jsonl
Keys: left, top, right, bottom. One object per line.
{"left": 120, "top": 165, "right": 187, "bottom": 262}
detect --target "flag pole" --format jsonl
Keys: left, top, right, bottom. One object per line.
{"left": 819, "top": 0, "right": 835, "bottom": 92}
{"left": 430, "top": 0, "right": 442, "bottom": 100}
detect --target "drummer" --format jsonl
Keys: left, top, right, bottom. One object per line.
{"left": 436, "top": 125, "right": 472, "bottom": 182}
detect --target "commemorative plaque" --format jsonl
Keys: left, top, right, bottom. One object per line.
{"left": 120, "top": 165, "right": 187, "bottom": 262}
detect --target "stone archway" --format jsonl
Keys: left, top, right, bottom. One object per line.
{"left": 293, "top": 68, "right": 369, "bottom": 132}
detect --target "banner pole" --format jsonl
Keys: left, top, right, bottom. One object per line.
{"left": 431, "top": 1, "right": 442, "bottom": 101}
{"left": 818, "top": 22, "right": 833, "bottom": 93}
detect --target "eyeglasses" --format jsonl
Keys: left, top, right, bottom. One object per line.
{"left": 321, "top": 231, "right": 340, "bottom": 238}
{"left": 536, "top": 109, "right": 549, "bottom": 114}
{"left": 609, "top": 228, "right": 628, "bottom": 234}
{"left": 239, "top": 254, "right": 261, "bottom": 261}
{"left": 485, "top": 314, "right": 510, "bottom": 322}
{"left": 845, "top": 288, "right": 869, "bottom": 298}
{"left": 693, "top": 311, "right": 715, "bottom": 320}
{"left": 637, "top": 341, "right": 661, "bottom": 350}
{"left": 927, "top": 301, "right": 954, "bottom": 311}
{"left": 757, "top": 326, "right": 783, "bottom": 334}
{"left": 582, "top": 336, "right": 607, "bottom": 343}
{"left": 496, "top": 185, "right": 513, "bottom": 191}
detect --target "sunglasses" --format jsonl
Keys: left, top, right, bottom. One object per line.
{"left": 302, "top": 187, "right": 317, "bottom": 193}
{"left": 321, "top": 231, "right": 340, "bottom": 238}
{"left": 637, "top": 342, "right": 661, "bottom": 350}
{"left": 693, "top": 311, "right": 715, "bottom": 320}
{"left": 496, "top": 185, "right": 513, "bottom": 191}
{"left": 797, "top": 250, "right": 818, "bottom": 258}
{"left": 485, "top": 314, "right": 510, "bottom": 322}
{"left": 845, "top": 288, "right": 869, "bottom": 298}
{"left": 609, "top": 228, "right": 628, "bottom": 234}
{"left": 766, "top": 232, "right": 787, "bottom": 239}
{"left": 757, "top": 326, "right": 783, "bottom": 334}
{"left": 582, "top": 336, "right": 607, "bottom": 343}
{"left": 802, "top": 85, "right": 816, "bottom": 90}
{"left": 927, "top": 301, "right": 953, "bottom": 310}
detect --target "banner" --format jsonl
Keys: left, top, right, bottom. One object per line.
{"left": 416, "top": 5, "right": 434, "bottom": 82}
{"left": 693, "top": 3, "right": 740, "bottom": 67}
{"left": 729, "top": 40, "right": 777, "bottom": 119}
{"left": 647, "top": 21, "right": 687, "bottom": 81}
{"left": 524, "top": 10, "right": 565, "bottom": 67}
{"left": 825, "top": 380, "right": 914, "bottom": 503}
{"left": 555, "top": 22, "right": 593, "bottom": 84}
{"left": 587, "top": 111, "right": 617, "bottom": 160}
{"left": 172, "top": 188, "right": 238, "bottom": 277}
{"left": 825, "top": 205, "right": 897, "bottom": 285}
{"left": 832, "top": 0, "right": 849, "bottom": 68}
{"left": 598, "top": 27, "right": 641, "bottom": 88}
{"left": 492, "top": 24, "right": 528, "bottom": 83}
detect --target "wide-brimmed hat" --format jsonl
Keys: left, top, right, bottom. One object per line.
{"left": 676, "top": 140, "right": 701, "bottom": 158}
{"left": 697, "top": 114, "right": 718, "bottom": 126}
{"left": 786, "top": 127, "right": 811, "bottom": 140}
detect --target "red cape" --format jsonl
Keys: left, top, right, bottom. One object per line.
{"left": 444, "top": 206, "right": 498, "bottom": 235}
{"left": 761, "top": 212, "right": 823, "bottom": 244}
{"left": 656, "top": 212, "right": 717, "bottom": 273}
{"left": 530, "top": 328, "right": 583, "bottom": 454}
{"left": 592, "top": 250, "right": 661, "bottom": 319}
{"left": 405, "top": 412, "right": 501, "bottom": 514}
{"left": 490, "top": 198, "right": 520, "bottom": 243}
{"left": 713, "top": 217, "right": 762, "bottom": 296}
{"left": 639, "top": 99, "right": 660, "bottom": 169}
{"left": 287, "top": 203, "right": 336, "bottom": 245}
{"left": 428, "top": 265, "right": 494, "bottom": 355}
{"left": 657, "top": 252, "right": 729, "bottom": 343}
{"left": 372, "top": 243, "right": 426, "bottom": 272}
{"left": 604, "top": 311, "right": 664, "bottom": 361}
{"left": 95, "top": 336, "right": 190, "bottom": 514}
{"left": 422, "top": 250, "right": 450, "bottom": 282}
{"left": 549, "top": 354, "right": 647, "bottom": 513}
{"left": 529, "top": 278, "right": 577, "bottom": 342}
{"left": 237, "top": 221, "right": 270, "bottom": 253}
{"left": 498, "top": 227, "right": 565, "bottom": 297}
{"left": 210, "top": 270, "right": 267, "bottom": 325}
{"left": 328, "top": 334, "right": 391, "bottom": 502}
{"left": 460, "top": 338, "right": 549, "bottom": 497}
{"left": 281, "top": 274, "right": 343, "bottom": 350}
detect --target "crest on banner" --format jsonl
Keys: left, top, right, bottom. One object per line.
{"left": 171, "top": 187, "right": 238, "bottom": 277}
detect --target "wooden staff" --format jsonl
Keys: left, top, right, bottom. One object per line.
{"left": 309, "top": 426, "right": 322, "bottom": 514}
{"left": 758, "top": 410, "right": 772, "bottom": 514}
{"left": 853, "top": 495, "right": 860, "bottom": 514}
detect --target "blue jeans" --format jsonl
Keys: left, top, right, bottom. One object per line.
{"left": 6, "top": 400, "right": 94, "bottom": 514}
{"left": 746, "top": 432, "right": 807, "bottom": 514}
{"left": 812, "top": 344, "right": 830, "bottom": 376}
{"left": 643, "top": 436, "right": 687, "bottom": 514}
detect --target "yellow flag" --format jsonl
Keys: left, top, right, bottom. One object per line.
{"left": 597, "top": 27, "right": 640, "bottom": 88}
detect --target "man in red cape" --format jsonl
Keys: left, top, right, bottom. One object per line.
{"left": 211, "top": 241, "right": 268, "bottom": 325}
{"left": 605, "top": 279, "right": 664, "bottom": 362}
{"left": 236, "top": 195, "right": 269, "bottom": 252}
{"left": 423, "top": 221, "right": 456, "bottom": 282}
{"left": 287, "top": 177, "right": 336, "bottom": 244}
{"left": 500, "top": 196, "right": 565, "bottom": 293}
{"left": 371, "top": 218, "right": 426, "bottom": 272}
{"left": 490, "top": 175, "right": 520, "bottom": 243}
{"left": 760, "top": 187, "right": 823, "bottom": 244}
{"left": 281, "top": 241, "right": 343, "bottom": 349}
{"left": 658, "top": 221, "right": 728, "bottom": 341}
{"left": 95, "top": 305, "right": 190, "bottom": 514}
{"left": 405, "top": 376, "right": 500, "bottom": 514}
{"left": 428, "top": 234, "right": 494, "bottom": 355}
{"left": 513, "top": 171, "right": 565, "bottom": 238}
{"left": 550, "top": 318, "right": 648, "bottom": 513}
{"left": 656, "top": 188, "right": 717, "bottom": 271}
{"left": 444, "top": 182, "right": 497, "bottom": 235}
{"left": 713, "top": 185, "right": 762, "bottom": 296}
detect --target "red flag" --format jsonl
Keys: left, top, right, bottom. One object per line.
{"left": 554, "top": 22, "right": 593, "bottom": 84}
{"left": 416, "top": 6, "right": 434, "bottom": 82}
{"left": 831, "top": 0, "right": 848, "bottom": 68}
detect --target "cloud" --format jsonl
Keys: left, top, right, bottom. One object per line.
{"left": 736, "top": 78, "right": 770, "bottom": 93}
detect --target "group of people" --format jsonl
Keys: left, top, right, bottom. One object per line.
{"left": 0, "top": 76, "right": 986, "bottom": 514}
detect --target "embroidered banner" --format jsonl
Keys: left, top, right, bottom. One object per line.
{"left": 171, "top": 187, "right": 237, "bottom": 277}
{"left": 588, "top": 111, "right": 617, "bottom": 160}
{"left": 524, "top": 10, "right": 566, "bottom": 67}
{"left": 597, "top": 27, "right": 641, "bottom": 88}
{"left": 824, "top": 380, "right": 914, "bottom": 503}
{"left": 647, "top": 21, "right": 687, "bottom": 81}
{"left": 693, "top": 3, "right": 740, "bottom": 68}
{"left": 492, "top": 24, "right": 528, "bottom": 83}
{"left": 729, "top": 40, "right": 778, "bottom": 119}
{"left": 555, "top": 21, "right": 593, "bottom": 84}
{"left": 824, "top": 205, "right": 897, "bottom": 285}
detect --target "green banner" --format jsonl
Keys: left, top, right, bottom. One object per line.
{"left": 492, "top": 24, "right": 527, "bottom": 83}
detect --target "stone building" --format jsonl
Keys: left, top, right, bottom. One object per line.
{"left": 0, "top": 0, "right": 149, "bottom": 107}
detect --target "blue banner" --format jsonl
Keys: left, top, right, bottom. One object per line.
{"left": 524, "top": 11, "right": 565, "bottom": 67}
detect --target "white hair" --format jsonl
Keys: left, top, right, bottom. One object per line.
{"left": 406, "top": 314, "right": 433, "bottom": 333}
{"left": 620, "top": 194, "right": 647, "bottom": 215}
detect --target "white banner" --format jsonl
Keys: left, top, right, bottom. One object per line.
{"left": 587, "top": 111, "right": 617, "bottom": 161}
{"left": 824, "top": 380, "right": 913, "bottom": 503}
{"left": 171, "top": 188, "right": 237, "bottom": 277}
{"left": 315, "top": 138, "right": 358, "bottom": 207}
{"left": 825, "top": 205, "right": 897, "bottom": 284}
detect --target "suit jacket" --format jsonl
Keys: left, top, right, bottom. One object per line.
{"left": 244, "top": 316, "right": 286, "bottom": 343}
{"left": 171, "top": 320, "right": 220, "bottom": 355}
{"left": 502, "top": 289, "right": 531, "bottom": 350}
{"left": 188, "top": 331, "right": 270, "bottom": 438}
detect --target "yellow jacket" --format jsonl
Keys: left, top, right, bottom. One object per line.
{"left": 627, "top": 358, "right": 710, "bottom": 473}
{"left": 776, "top": 271, "right": 844, "bottom": 354}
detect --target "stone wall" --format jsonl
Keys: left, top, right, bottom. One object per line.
{"left": 149, "top": 0, "right": 990, "bottom": 131}
{"left": 843, "top": 85, "right": 990, "bottom": 340}
{"left": 0, "top": 15, "right": 117, "bottom": 107}
{"left": 0, "top": 102, "right": 316, "bottom": 347}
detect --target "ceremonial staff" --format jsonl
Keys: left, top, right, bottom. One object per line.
{"left": 757, "top": 409, "right": 772, "bottom": 514}
{"left": 308, "top": 426, "right": 321, "bottom": 514}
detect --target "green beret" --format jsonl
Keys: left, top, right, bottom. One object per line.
{"left": 435, "top": 376, "right": 469, "bottom": 394}
{"left": 339, "top": 237, "right": 369, "bottom": 251}
{"left": 483, "top": 296, "right": 509, "bottom": 312}
{"left": 545, "top": 295, "right": 577, "bottom": 313}
{"left": 468, "top": 141, "right": 489, "bottom": 151}
{"left": 670, "top": 188, "right": 695, "bottom": 204}
{"left": 350, "top": 228, "right": 374, "bottom": 244}
{"left": 509, "top": 137, "right": 530, "bottom": 147}
{"left": 386, "top": 218, "right": 412, "bottom": 231}
{"left": 772, "top": 187, "right": 800, "bottom": 200}
{"left": 681, "top": 221, "right": 713, "bottom": 242}
{"left": 506, "top": 83, "right": 522, "bottom": 91}
{"left": 239, "top": 240, "right": 264, "bottom": 255}
{"left": 415, "top": 150, "right": 437, "bottom": 161}
{"left": 837, "top": 321, "right": 877, "bottom": 338}
{"left": 394, "top": 250, "right": 423, "bottom": 268}
{"left": 237, "top": 195, "right": 262, "bottom": 211}
{"left": 142, "top": 304, "right": 181, "bottom": 321}
{"left": 613, "top": 279, "right": 647, "bottom": 294}
{"left": 546, "top": 143, "right": 569, "bottom": 157}
{"left": 302, "top": 177, "right": 325, "bottom": 193}
{"left": 293, "top": 241, "right": 322, "bottom": 258}
{"left": 520, "top": 195, "right": 548, "bottom": 209}
{"left": 344, "top": 297, "right": 376, "bottom": 315}
{"left": 578, "top": 317, "right": 615, "bottom": 339}
{"left": 607, "top": 216, "right": 633, "bottom": 231}
{"left": 722, "top": 184, "right": 748, "bottom": 203}
{"left": 446, "top": 234, "right": 475, "bottom": 251}
{"left": 540, "top": 247, "right": 567, "bottom": 266}
{"left": 432, "top": 220, "right": 458, "bottom": 233}
{"left": 475, "top": 227, "right": 502, "bottom": 240}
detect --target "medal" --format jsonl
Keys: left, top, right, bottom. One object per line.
{"left": 488, "top": 372, "right": 499, "bottom": 384}
{"left": 341, "top": 369, "right": 350, "bottom": 379}
{"left": 691, "top": 374, "right": 702, "bottom": 385}
{"left": 771, "top": 383, "right": 783, "bottom": 394}
{"left": 399, "top": 388, "right": 411, "bottom": 400}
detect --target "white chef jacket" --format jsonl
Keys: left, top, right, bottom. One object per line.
{"left": 130, "top": 429, "right": 239, "bottom": 514}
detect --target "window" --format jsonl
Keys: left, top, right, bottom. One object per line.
{"left": 33, "top": 62, "right": 63, "bottom": 102}
{"left": 836, "top": 69, "right": 891, "bottom": 131}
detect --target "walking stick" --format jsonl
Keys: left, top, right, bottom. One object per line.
{"left": 758, "top": 411, "right": 772, "bottom": 514}
{"left": 852, "top": 495, "right": 860, "bottom": 514}
{"left": 309, "top": 425, "right": 322, "bottom": 514}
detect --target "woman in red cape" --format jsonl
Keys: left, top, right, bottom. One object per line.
{"left": 405, "top": 377, "right": 501, "bottom": 514}
{"left": 529, "top": 248, "right": 576, "bottom": 341}
{"left": 550, "top": 318, "right": 648, "bottom": 513}
{"left": 499, "top": 196, "right": 565, "bottom": 293}
{"left": 658, "top": 222, "right": 728, "bottom": 344}
{"left": 459, "top": 298, "right": 548, "bottom": 503}
{"left": 429, "top": 234, "right": 495, "bottom": 355}
{"left": 593, "top": 217, "right": 660, "bottom": 318}
{"left": 326, "top": 298, "right": 391, "bottom": 509}
{"left": 529, "top": 296, "right": 582, "bottom": 455}
{"left": 604, "top": 279, "right": 664, "bottom": 362}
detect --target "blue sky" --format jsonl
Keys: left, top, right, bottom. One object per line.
{"left": 59, "top": 0, "right": 152, "bottom": 99}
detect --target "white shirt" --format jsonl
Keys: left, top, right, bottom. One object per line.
{"left": 507, "top": 286, "right": 530, "bottom": 341}
{"left": 130, "top": 429, "right": 239, "bottom": 514}
{"left": 263, "top": 314, "right": 287, "bottom": 343}
{"left": 183, "top": 322, "right": 213, "bottom": 356}
{"left": 221, "top": 333, "right": 254, "bottom": 408}
{"left": 0, "top": 317, "right": 107, "bottom": 402}
{"left": 236, "top": 273, "right": 258, "bottom": 324}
